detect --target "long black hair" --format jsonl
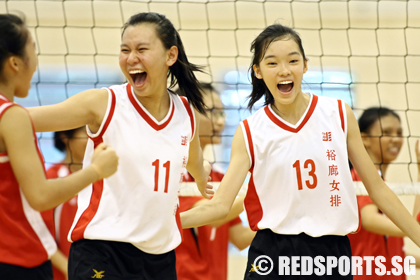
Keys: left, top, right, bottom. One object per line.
{"left": 0, "top": 13, "right": 28, "bottom": 82}
{"left": 122, "top": 12, "right": 206, "bottom": 114}
{"left": 248, "top": 24, "right": 307, "bottom": 110}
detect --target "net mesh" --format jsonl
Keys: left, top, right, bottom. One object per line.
{"left": 2, "top": 0, "right": 419, "bottom": 193}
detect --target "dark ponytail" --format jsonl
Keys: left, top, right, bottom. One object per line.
{"left": 0, "top": 13, "right": 28, "bottom": 82}
{"left": 122, "top": 12, "right": 206, "bottom": 114}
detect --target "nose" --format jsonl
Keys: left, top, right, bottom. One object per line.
{"left": 127, "top": 51, "right": 139, "bottom": 65}
{"left": 278, "top": 62, "right": 291, "bottom": 76}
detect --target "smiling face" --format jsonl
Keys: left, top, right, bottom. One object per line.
{"left": 362, "top": 114, "right": 403, "bottom": 164}
{"left": 253, "top": 37, "right": 307, "bottom": 106}
{"left": 119, "top": 23, "right": 177, "bottom": 97}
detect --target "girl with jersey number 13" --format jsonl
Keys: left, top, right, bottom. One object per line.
{"left": 181, "top": 24, "right": 420, "bottom": 279}
{"left": 29, "top": 12, "right": 212, "bottom": 280}
{"left": 0, "top": 14, "right": 118, "bottom": 280}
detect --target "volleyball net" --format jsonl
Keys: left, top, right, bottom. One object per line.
{"left": 1, "top": 0, "right": 419, "bottom": 195}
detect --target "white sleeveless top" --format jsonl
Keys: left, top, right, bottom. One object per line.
{"left": 68, "top": 83, "right": 195, "bottom": 254}
{"left": 241, "top": 94, "right": 358, "bottom": 237}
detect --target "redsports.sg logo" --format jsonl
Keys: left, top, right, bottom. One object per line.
{"left": 251, "top": 255, "right": 416, "bottom": 276}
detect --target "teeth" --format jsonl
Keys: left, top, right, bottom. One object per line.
{"left": 129, "top": 70, "right": 144, "bottom": 74}
{"left": 279, "top": 81, "right": 292, "bottom": 84}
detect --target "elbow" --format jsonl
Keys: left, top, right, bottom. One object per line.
{"left": 217, "top": 204, "right": 230, "bottom": 220}
{"left": 26, "top": 195, "right": 52, "bottom": 212}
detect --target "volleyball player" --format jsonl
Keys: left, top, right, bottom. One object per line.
{"left": 181, "top": 23, "right": 420, "bottom": 279}
{"left": 0, "top": 14, "right": 118, "bottom": 280}
{"left": 347, "top": 107, "right": 412, "bottom": 279}
{"left": 175, "top": 84, "right": 255, "bottom": 280}
{"left": 28, "top": 12, "right": 212, "bottom": 280}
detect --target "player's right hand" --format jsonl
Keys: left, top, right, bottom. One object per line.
{"left": 91, "top": 143, "right": 119, "bottom": 179}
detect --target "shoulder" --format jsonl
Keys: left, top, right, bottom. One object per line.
{"left": 0, "top": 105, "right": 31, "bottom": 126}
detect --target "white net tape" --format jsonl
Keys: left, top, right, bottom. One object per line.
{"left": 179, "top": 181, "right": 420, "bottom": 197}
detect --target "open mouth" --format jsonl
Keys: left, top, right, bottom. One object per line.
{"left": 277, "top": 81, "right": 294, "bottom": 93}
{"left": 129, "top": 70, "right": 147, "bottom": 87}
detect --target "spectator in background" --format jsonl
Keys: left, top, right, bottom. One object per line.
{"left": 176, "top": 84, "right": 255, "bottom": 280}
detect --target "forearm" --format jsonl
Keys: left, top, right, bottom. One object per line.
{"left": 209, "top": 196, "right": 245, "bottom": 228}
{"left": 34, "top": 166, "right": 99, "bottom": 211}
{"left": 181, "top": 199, "right": 230, "bottom": 228}
{"left": 186, "top": 148, "right": 206, "bottom": 183}
{"left": 370, "top": 184, "right": 420, "bottom": 246}
{"left": 362, "top": 214, "right": 405, "bottom": 237}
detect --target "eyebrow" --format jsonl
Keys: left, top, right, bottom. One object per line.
{"left": 263, "top": 51, "right": 300, "bottom": 60}
{"left": 120, "top": 43, "right": 150, "bottom": 48}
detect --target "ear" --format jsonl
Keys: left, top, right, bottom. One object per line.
{"left": 303, "top": 59, "right": 308, "bottom": 74}
{"left": 7, "top": 56, "right": 20, "bottom": 73}
{"left": 360, "top": 132, "right": 371, "bottom": 148}
{"left": 253, "top": 64, "right": 263, "bottom": 79}
{"left": 166, "top": 46, "right": 178, "bottom": 67}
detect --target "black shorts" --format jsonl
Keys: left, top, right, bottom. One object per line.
{"left": 244, "top": 229, "right": 352, "bottom": 280}
{"left": 68, "top": 239, "right": 177, "bottom": 280}
{"left": 0, "top": 260, "right": 52, "bottom": 280}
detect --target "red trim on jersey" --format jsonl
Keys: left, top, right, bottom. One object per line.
{"left": 242, "top": 119, "right": 263, "bottom": 231}
{"left": 338, "top": 100, "right": 345, "bottom": 132}
{"left": 179, "top": 96, "right": 195, "bottom": 139}
{"left": 88, "top": 89, "right": 116, "bottom": 141}
{"left": 242, "top": 120, "right": 254, "bottom": 169}
{"left": 71, "top": 179, "right": 103, "bottom": 241}
{"left": 175, "top": 204, "right": 183, "bottom": 241}
{"left": 0, "top": 93, "right": 10, "bottom": 102}
{"left": 244, "top": 175, "right": 263, "bottom": 231}
{"left": 264, "top": 94, "right": 319, "bottom": 133}
{"left": 127, "top": 84, "right": 175, "bottom": 131}
{"left": 0, "top": 103, "right": 14, "bottom": 118}
{"left": 70, "top": 140, "right": 104, "bottom": 241}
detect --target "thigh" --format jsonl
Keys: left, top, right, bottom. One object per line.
{"left": 0, "top": 261, "right": 53, "bottom": 280}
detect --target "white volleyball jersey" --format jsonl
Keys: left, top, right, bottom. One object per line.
{"left": 241, "top": 93, "right": 358, "bottom": 237}
{"left": 68, "top": 83, "right": 195, "bottom": 254}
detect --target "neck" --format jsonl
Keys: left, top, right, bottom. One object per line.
{"left": 367, "top": 150, "right": 388, "bottom": 177}
{"left": 272, "top": 92, "right": 310, "bottom": 125}
{"left": 62, "top": 155, "right": 83, "bottom": 173}
{"left": 0, "top": 83, "right": 15, "bottom": 102}
{"left": 375, "top": 163, "right": 388, "bottom": 178}
{"left": 134, "top": 86, "right": 170, "bottom": 122}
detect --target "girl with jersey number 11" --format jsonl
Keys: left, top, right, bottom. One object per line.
{"left": 29, "top": 12, "right": 212, "bottom": 280}
{"left": 181, "top": 24, "right": 420, "bottom": 279}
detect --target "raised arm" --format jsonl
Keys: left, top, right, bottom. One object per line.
{"left": 346, "top": 103, "right": 420, "bottom": 247}
{"left": 182, "top": 125, "right": 250, "bottom": 229}
{"left": 1, "top": 106, "right": 118, "bottom": 212}
{"left": 28, "top": 88, "right": 108, "bottom": 133}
